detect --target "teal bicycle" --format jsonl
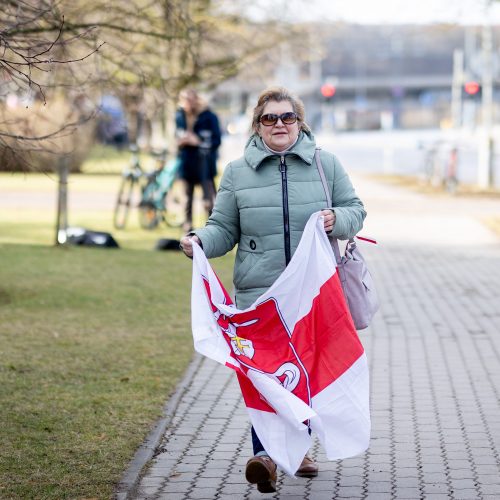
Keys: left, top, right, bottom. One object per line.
{"left": 113, "top": 146, "right": 184, "bottom": 230}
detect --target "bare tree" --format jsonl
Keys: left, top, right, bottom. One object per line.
{"left": 0, "top": 1, "right": 102, "bottom": 170}
{"left": 1, "top": 0, "right": 301, "bottom": 170}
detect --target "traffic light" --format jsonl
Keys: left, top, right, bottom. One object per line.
{"left": 463, "top": 81, "right": 481, "bottom": 99}
{"left": 321, "top": 83, "right": 336, "bottom": 102}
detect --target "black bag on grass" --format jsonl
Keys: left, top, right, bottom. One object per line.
{"left": 65, "top": 227, "right": 120, "bottom": 248}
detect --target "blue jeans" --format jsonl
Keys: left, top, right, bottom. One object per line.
{"left": 251, "top": 427, "right": 265, "bottom": 455}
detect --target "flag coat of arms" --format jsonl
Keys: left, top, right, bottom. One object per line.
{"left": 191, "top": 212, "right": 370, "bottom": 475}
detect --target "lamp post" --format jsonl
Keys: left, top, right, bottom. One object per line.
{"left": 478, "top": 3, "right": 494, "bottom": 188}
{"left": 451, "top": 49, "right": 464, "bottom": 129}
{"left": 320, "top": 81, "right": 337, "bottom": 132}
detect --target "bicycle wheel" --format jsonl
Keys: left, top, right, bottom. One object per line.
{"left": 163, "top": 187, "right": 185, "bottom": 228}
{"left": 139, "top": 179, "right": 161, "bottom": 230}
{"left": 113, "top": 176, "right": 136, "bottom": 229}
{"left": 444, "top": 177, "right": 458, "bottom": 195}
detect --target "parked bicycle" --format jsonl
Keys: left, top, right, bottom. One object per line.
{"left": 418, "top": 140, "right": 459, "bottom": 194}
{"left": 113, "top": 145, "right": 184, "bottom": 230}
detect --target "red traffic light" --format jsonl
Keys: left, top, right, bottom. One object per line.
{"left": 321, "top": 83, "right": 336, "bottom": 98}
{"left": 464, "top": 81, "right": 480, "bottom": 95}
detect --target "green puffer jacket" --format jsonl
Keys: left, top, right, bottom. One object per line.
{"left": 195, "top": 130, "right": 366, "bottom": 309}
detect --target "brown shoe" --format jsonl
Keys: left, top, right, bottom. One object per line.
{"left": 295, "top": 455, "right": 319, "bottom": 478}
{"left": 245, "top": 455, "right": 277, "bottom": 493}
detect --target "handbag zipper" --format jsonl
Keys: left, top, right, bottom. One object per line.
{"left": 279, "top": 155, "right": 291, "bottom": 266}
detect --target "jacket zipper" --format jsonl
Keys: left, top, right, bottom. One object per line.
{"left": 279, "top": 155, "right": 291, "bottom": 266}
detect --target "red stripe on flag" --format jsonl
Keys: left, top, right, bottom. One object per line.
{"left": 292, "top": 274, "right": 364, "bottom": 395}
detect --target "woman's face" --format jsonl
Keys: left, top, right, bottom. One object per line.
{"left": 259, "top": 100, "right": 300, "bottom": 152}
{"left": 180, "top": 91, "right": 198, "bottom": 114}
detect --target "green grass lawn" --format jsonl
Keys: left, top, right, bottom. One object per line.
{"left": 0, "top": 165, "right": 234, "bottom": 499}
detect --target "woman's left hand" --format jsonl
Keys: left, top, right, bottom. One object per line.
{"left": 321, "top": 209, "right": 336, "bottom": 234}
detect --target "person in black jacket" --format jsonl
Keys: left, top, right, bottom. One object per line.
{"left": 176, "top": 89, "right": 221, "bottom": 232}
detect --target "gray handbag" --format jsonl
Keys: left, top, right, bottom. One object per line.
{"left": 315, "top": 148, "right": 379, "bottom": 330}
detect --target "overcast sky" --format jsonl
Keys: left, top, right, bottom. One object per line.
{"left": 246, "top": 0, "right": 500, "bottom": 24}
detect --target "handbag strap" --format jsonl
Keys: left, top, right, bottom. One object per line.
{"left": 314, "top": 148, "right": 343, "bottom": 267}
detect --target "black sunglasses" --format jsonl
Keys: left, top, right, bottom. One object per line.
{"left": 259, "top": 112, "right": 298, "bottom": 126}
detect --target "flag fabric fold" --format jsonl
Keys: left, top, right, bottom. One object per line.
{"left": 190, "top": 211, "right": 370, "bottom": 475}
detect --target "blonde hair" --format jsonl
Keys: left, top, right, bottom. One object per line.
{"left": 251, "top": 86, "right": 310, "bottom": 134}
{"left": 178, "top": 88, "right": 200, "bottom": 113}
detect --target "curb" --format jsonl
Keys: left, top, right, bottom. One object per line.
{"left": 114, "top": 352, "right": 204, "bottom": 500}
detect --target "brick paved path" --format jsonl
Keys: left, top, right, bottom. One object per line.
{"left": 119, "top": 175, "right": 500, "bottom": 499}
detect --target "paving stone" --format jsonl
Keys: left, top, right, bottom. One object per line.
{"left": 190, "top": 440, "right": 218, "bottom": 448}
{"left": 395, "top": 467, "right": 420, "bottom": 478}
{"left": 245, "top": 491, "right": 266, "bottom": 500}
{"left": 184, "top": 448, "right": 210, "bottom": 457}
{"left": 160, "top": 481, "right": 192, "bottom": 494}
{"left": 419, "top": 454, "right": 445, "bottom": 464}
{"left": 393, "top": 487, "right": 422, "bottom": 499}
{"left": 418, "top": 495, "right": 449, "bottom": 500}
{"left": 473, "top": 456, "right": 498, "bottom": 465}
{"left": 364, "top": 493, "right": 393, "bottom": 500}
{"left": 447, "top": 459, "right": 473, "bottom": 469}
{"left": 306, "top": 492, "right": 334, "bottom": 500}
{"left": 476, "top": 474, "right": 500, "bottom": 485}
{"left": 422, "top": 482, "right": 450, "bottom": 494}
{"left": 146, "top": 466, "right": 176, "bottom": 479}
{"left": 196, "top": 468, "right": 228, "bottom": 478}
{"left": 367, "top": 471, "right": 392, "bottom": 482}
{"left": 452, "top": 489, "right": 485, "bottom": 500}
{"left": 422, "top": 472, "right": 448, "bottom": 482}
{"left": 218, "top": 483, "right": 248, "bottom": 494}
{"left": 481, "top": 483, "right": 500, "bottom": 494}
{"left": 167, "top": 473, "right": 197, "bottom": 483}
{"left": 152, "top": 456, "right": 178, "bottom": 468}
{"left": 445, "top": 451, "right": 469, "bottom": 461}
{"left": 336, "top": 486, "right": 364, "bottom": 497}
{"left": 135, "top": 476, "right": 164, "bottom": 489}
{"left": 187, "top": 487, "right": 220, "bottom": 499}
{"left": 451, "top": 478, "right": 478, "bottom": 490}
{"left": 395, "top": 476, "right": 420, "bottom": 488}
{"left": 278, "top": 486, "right": 307, "bottom": 496}
{"left": 191, "top": 477, "right": 222, "bottom": 488}
{"left": 172, "top": 463, "right": 204, "bottom": 474}
{"left": 339, "top": 476, "right": 363, "bottom": 487}
{"left": 175, "top": 455, "right": 207, "bottom": 465}
{"left": 449, "top": 468, "right": 475, "bottom": 479}
{"left": 367, "top": 462, "right": 391, "bottom": 473}
{"left": 309, "top": 480, "right": 338, "bottom": 492}
{"left": 366, "top": 481, "right": 391, "bottom": 493}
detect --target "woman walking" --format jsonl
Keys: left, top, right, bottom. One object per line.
{"left": 180, "top": 86, "right": 366, "bottom": 493}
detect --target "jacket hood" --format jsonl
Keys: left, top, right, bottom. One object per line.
{"left": 243, "top": 130, "right": 317, "bottom": 170}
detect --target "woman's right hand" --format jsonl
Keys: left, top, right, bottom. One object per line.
{"left": 179, "top": 234, "right": 201, "bottom": 258}
{"left": 177, "top": 131, "right": 200, "bottom": 148}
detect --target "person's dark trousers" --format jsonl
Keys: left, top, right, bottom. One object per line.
{"left": 199, "top": 150, "right": 216, "bottom": 216}
{"left": 201, "top": 177, "right": 216, "bottom": 216}
{"left": 184, "top": 180, "right": 195, "bottom": 230}
{"left": 251, "top": 426, "right": 266, "bottom": 455}
{"left": 183, "top": 178, "right": 215, "bottom": 229}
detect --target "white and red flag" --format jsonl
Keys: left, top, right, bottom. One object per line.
{"left": 191, "top": 212, "right": 370, "bottom": 476}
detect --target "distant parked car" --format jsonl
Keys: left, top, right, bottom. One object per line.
{"left": 96, "top": 95, "right": 129, "bottom": 149}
